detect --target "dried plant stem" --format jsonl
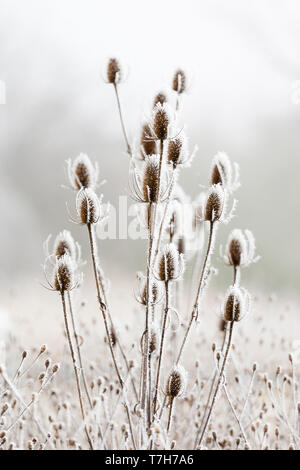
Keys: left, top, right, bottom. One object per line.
{"left": 153, "top": 170, "right": 176, "bottom": 262}
{"left": 142, "top": 139, "right": 165, "bottom": 428}
{"left": 113, "top": 83, "right": 132, "bottom": 157}
{"left": 152, "top": 281, "right": 169, "bottom": 416}
{"left": 197, "top": 264, "right": 240, "bottom": 440}
{"left": 87, "top": 223, "right": 136, "bottom": 449}
{"left": 67, "top": 291, "right": 93, "bottom": 409}
{"left": 176, "top": 221, "right": 215, "bottom": 364}
{"left": 167, "top": 398, "right": 174, "bottom": 435}
{"left": 98, "top": 269, "right": 138, "bottom": 400}
{"left": 197, "top": 321, "right": 234, "bottom": 448}
{"left": 61, "top": 291, "right": 93, "bottom": 450}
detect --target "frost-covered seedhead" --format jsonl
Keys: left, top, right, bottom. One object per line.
{"left": 204, "top": 184, "right": 225, "bottom": 222}
{"left": 156, "top": 243, "right": 184, "bottom": 282}
{"left": 53, "top": 254, "right": 76, "bottom": 292}
{"left": 67, "top": 153, "right": 98, "bottom": 190}
{"left": 166, "top": 365, "right": 187, "bottom": 400}
{"left": 136, "top": 272, "right": 161, "bottom": 305}
{"left": 107, "top": 57, "right": 122, "bottom": 84}
{"left": 153, "top": 92, "right": 167, "bottom": 109}
{"left": 140, "top": 123, "right": 156, "bottom": 159}
{"left": 130, "top": 155, "right": 170, "bottom": 205}
{"left": 210, "top": 152, "right": 240, "bottom": 193}
{"left": 223, "top": 285, "right": 251, "bottom": 322}
{"left": 172, "top": 69, "right": 186, "bottom": 94}
{"left": 142, "top": 155, "right": 160, "bottom": 203}
{"left": 152, "top": 103, "right": 171, "bottom": 141}
{"left": 221, "top": 229, "right": 259, "bottom": 268}
{"left": 76, "top": 188, "right": 101, "bottom": 225}
{"left": 53, "top": 230, "right": 76, "bottom": 261}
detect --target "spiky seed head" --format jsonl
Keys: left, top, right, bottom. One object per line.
{"left": 142, "top": 155, "right": 160, "bottom": 203}
{"left": 227, "top": 229, "right": 248, "bottom": 267}
{"left": 140, "top": 123, "right": 156, "bottom": 158}
{"left": 149, "top": 328, "right": 157, "bottom": 355}
{"left": 153, "top": 103, "right": 169, "bottom": 141}
{"left": 223, "top": 229, "right": 258, "bottom": 268}
{"left": 223, "top": 286, "right": 249, "bottom": 322}
{"left": 53, "top": 230, "right": 76, "bottom": 261}
{"left": 53, "top": 255, "right": 75, "bottom": 292}
{"left": 210, "top": 152, "right": 232, "bottom": 187}
{"left": 172, "top": 69, "right": 186, "bottom": 94}
{"left": 153, "top": 92, "right": 167, "bottom": 108}
{"left": 76, "top": 188, "right": 100, "bottom": 225}
{"left": 168, "top": 138, "right": 183, "bottom": 168}
{"left": 166, "top": 365, "right": 186, "bottom": 399}
{"left": 204, "top": 184, "right": 224, "bottom": 222}
{"left": 157, "top": 243, "right": 183, "bottom": 282}
{"left": 107, "top": 58, "right": 121, "bottom": 84}
{"left": 137, "top": 273, "right": 160, "bottom": 305}
{"left": 70, "top": 154, "right": 97, "bottom": 190}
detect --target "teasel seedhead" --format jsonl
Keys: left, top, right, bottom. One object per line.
{"left": 221, "top": 229, "right": 260, "bottom": 268}
{"left": 140, "top": 123, "right": 157, "bottom": 159}
{"left": 53, "top": 255, "right": 77, "bottom": 293}
{"left": 166, "top": 365, "right": 187, "bottom": 400}
{"left": 130, "top": 155, "right": 169, "bottom": 205}
{"left": 156, "top": 243, "right": 184, "bottom": 282}
{"left": 135, "top": 272, "right": 161, "bottom": 305}
{"left": 223, "top": 285, "right": 251, "bottom": 322}
{"left": 106, "top": 58, "right": 122, "bottom": 84}
{"left": 76, "top": 188, "right": 101, "bottom": 225}
{"left": 152, "top": 103, "right": 171, "bottom": 141}
{"left": 67, "top": 153, "right": 98, "bottom": 190}
{"left": 149, "top": 326, "right": 158, "bottom": 355}
{"left": 210, "top": 152, "right": 240, "bottom": 193}
{"left": 204, "top": 184, "right": 226, "bottom": 222}
{"left": 153, "top": 92, "right": 167, "bottom": 108}
{"left": 172, "top": 69, "right": 186, "bottom": 94}
{"left": 202, "top": 184, "right": 237, "bottom": 225}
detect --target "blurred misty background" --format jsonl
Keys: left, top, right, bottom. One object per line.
{"left": 0, "top": 0, "right": 300, "bottom": 298}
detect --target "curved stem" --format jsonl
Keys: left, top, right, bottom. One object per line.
{"left": 87, "top": 223, "right": 136, "bottom": 449}
{"left": 113, "top": 83, "right": 132, "bottom": 157}
{"left": 195, "top": 262, "right": 240, "bottom": 445}
{"left": 61, "top": 291, "right": 93, "bottom": 450}
{"left": 197, "top": 321, "right": 234, "bottom": 448}
{"left": 67, "top": 291, "right": 93, "bottom": 410}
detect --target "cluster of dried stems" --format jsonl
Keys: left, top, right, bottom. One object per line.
{"left": 0, "top": 59, "right": 299, "bottom": 451}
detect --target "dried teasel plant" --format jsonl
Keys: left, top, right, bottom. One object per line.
{"left": 6, "top": 60, "right": 295, "bottom": 452}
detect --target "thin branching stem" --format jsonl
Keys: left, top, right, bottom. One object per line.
{"left": 113, "top": 83, "right": 132, "bottom": 157}
{"left": 197, "top": 321, "right": 235, "bottom": 448}
{"left": 176, "top": 221, "right": 215, "bottom": 364}
{"left": 61, "top": 291, "right": 93, "bottom": 450}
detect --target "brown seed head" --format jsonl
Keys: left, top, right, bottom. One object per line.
{"left": 153, "top": 103, "right": 169, "bottom": 141}
{"left": 107, "top": 58, "right": 121, "bottom": 84}
{"left": 142, "top": 155, "right": 160, "bottom": 203}
{"left": 140, "top": 123, "right": 156, "bottom": 158}
{"left": 166, "top": 365, "right": 186, "bottom": 399}
{"left": 167, "top": 138, "right": 183, "bottom": 168}
{"left": 172, "top": 69, "right": 186, "bottom": 94}
{"left": 157, "top": 243, "right": 183, "bottom": 282}
{"left": 153, "top": 92, "right": 167, "bottom": 108}
{"left": 76, "top": 188, "right": 101, "bottom": 225}
{"left": 53, "top": 255, "right": 75, "bottom": 292}
{"left": 204, "top": 185, "right": 224, "bottom": 222}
